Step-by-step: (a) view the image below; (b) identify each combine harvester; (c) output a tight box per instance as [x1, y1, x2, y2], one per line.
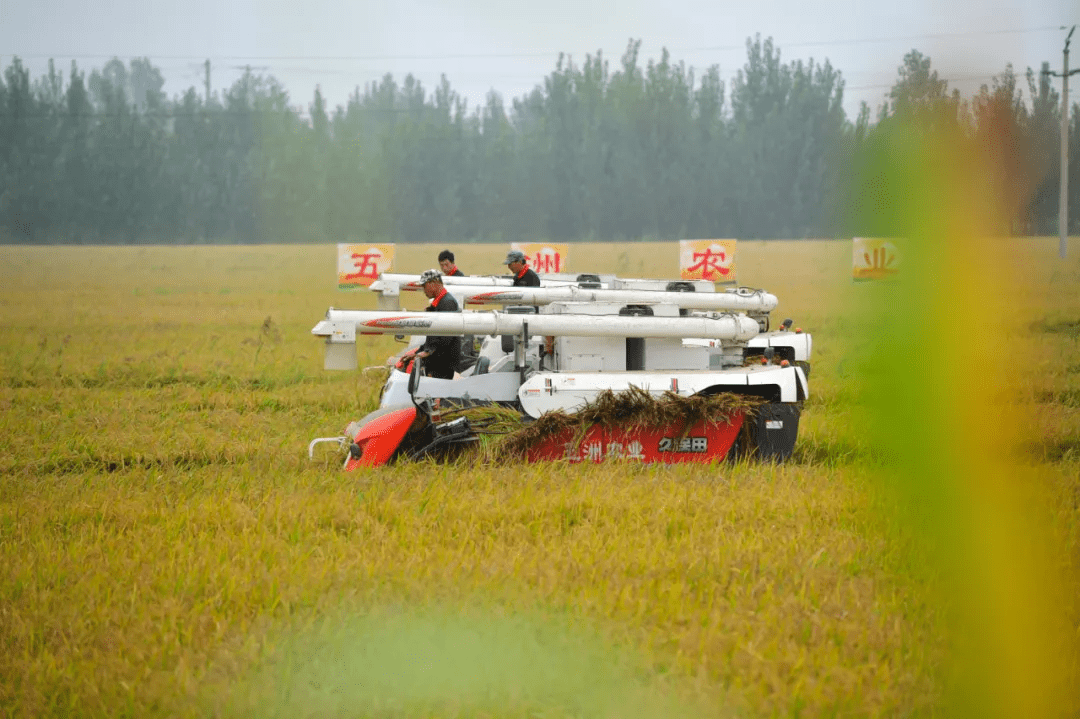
[309, 273, 812, 469]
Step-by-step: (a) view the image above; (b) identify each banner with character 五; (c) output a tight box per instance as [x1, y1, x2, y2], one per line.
[338, 244, 395, 289]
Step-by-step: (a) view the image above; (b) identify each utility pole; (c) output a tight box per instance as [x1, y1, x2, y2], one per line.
[1046, 26, 1080, 259]
[204, 59, 211, 105]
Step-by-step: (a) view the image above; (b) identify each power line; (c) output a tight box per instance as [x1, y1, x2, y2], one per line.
[683, 25, 1067, 54]
[0, 25, 1065, 64]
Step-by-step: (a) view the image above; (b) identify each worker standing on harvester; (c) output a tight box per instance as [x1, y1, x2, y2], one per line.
[437, 249, 464, 277]
[416, 269, 461, 380]
[504, 249, 540, 287]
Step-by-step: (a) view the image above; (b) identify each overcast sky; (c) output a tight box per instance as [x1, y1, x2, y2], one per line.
[1, 0, 1076, 121]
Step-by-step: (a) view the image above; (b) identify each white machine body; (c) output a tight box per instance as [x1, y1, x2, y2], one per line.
[314, 288, 813, 421]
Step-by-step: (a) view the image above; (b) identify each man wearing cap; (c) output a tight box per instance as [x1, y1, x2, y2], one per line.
[437, 249, 464, 277]
[416, 269, 461, 380]
[504, 250, 541, 287]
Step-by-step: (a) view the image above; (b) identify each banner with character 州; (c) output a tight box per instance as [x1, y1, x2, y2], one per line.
[510, 243, 568, 274]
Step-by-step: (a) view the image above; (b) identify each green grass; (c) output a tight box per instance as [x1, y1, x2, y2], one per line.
[0, 241, 1077, 717]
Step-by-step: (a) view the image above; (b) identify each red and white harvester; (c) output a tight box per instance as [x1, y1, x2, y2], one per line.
[309, 272, 811, 469]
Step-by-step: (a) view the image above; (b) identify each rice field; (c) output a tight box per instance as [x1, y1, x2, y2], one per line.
[1, 240, 1077, 718]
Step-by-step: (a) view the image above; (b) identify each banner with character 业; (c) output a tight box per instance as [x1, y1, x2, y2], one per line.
[852, 237, 902, 282]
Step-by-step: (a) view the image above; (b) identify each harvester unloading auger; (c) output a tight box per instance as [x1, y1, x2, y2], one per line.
[309, 274, 812, 469]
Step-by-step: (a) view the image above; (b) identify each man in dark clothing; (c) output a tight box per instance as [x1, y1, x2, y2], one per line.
[504, 249, 541, 287]
[417, 269, 461, 380]
[437, 249, 465, 277]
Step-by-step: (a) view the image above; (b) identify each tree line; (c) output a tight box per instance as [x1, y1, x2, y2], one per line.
[1, 37, 1076, 244]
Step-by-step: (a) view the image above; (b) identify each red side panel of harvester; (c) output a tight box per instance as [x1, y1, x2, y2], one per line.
[525, 413, 745, 464]
[344, 406, 418, 470]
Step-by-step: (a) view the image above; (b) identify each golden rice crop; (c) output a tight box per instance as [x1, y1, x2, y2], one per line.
[0, 240, 1077, 718]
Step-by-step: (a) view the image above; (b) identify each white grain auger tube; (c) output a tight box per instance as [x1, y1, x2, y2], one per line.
[373, 272, 584, 289]
[313, 308, 761, 342]
[371, 272, 716, 292]
[309, 290, 813, 468]
[367, 273, 717, 309]
[459, 286, 778, 313]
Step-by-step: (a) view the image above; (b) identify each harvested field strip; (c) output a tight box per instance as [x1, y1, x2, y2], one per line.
[26, 449, 247, 476]
[1037, 319, 1080, 338]
[2, 368, 317, 391]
